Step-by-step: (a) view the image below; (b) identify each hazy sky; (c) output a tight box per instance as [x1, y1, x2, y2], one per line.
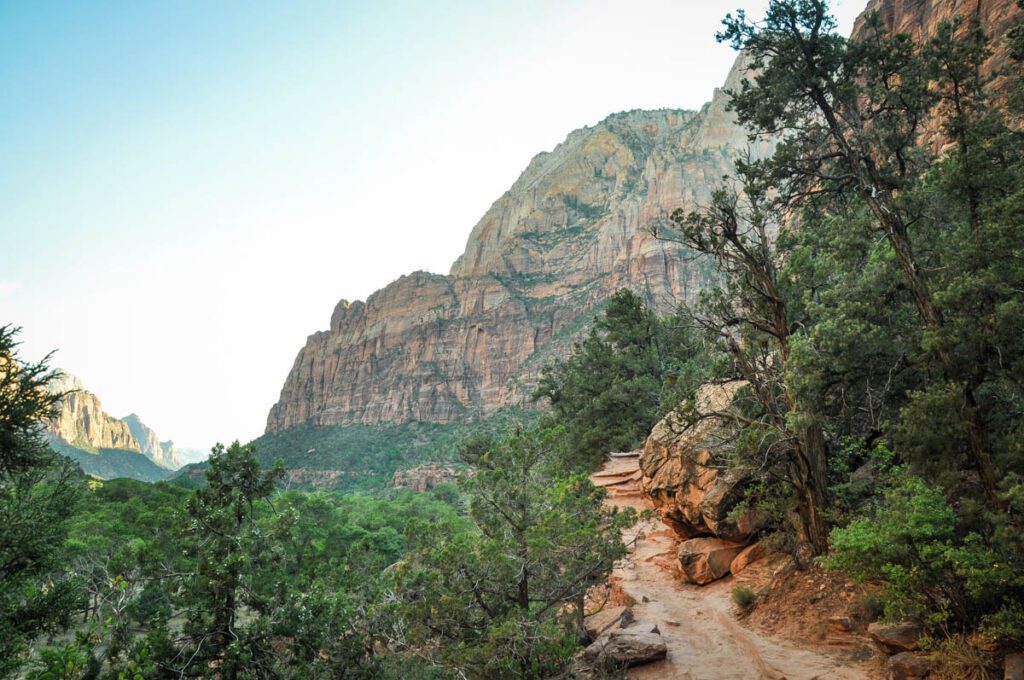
[0, 0, 861, 452]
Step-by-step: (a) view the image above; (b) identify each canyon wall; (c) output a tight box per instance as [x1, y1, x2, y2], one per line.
[267, 56, 772, 432]
[269, 0, 1021, 436]
[46, 372, 180, 470]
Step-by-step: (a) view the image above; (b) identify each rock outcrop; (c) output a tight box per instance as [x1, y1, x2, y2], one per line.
[266, 55, 773, 433]
[391, 463, 460, 492]
[639, 382, 755, 542]
[868, 622, 923, 654]
[122, 413, 181, 469]
[47, 372, 140, 452]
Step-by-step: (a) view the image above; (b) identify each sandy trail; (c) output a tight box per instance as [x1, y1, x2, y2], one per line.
[591, 453, 869, 680]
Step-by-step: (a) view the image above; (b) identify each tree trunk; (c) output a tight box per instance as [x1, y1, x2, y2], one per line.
[789, 424, 830, 557]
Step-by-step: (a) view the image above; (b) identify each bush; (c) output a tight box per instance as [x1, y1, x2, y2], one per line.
[828, 475, 1024, 640]
[731, 585, 756, 610]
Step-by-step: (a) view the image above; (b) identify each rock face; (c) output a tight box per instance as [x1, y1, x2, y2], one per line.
[47, 372, 140, 452]
[266, 55, 774, 433]
[122, 413, 181, 469]
[391, 463, 460, 492]
[639, 382, 754, 541]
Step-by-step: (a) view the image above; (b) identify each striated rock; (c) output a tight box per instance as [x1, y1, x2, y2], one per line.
[391, 463, 460, 492]
[729, 542, 770, 575]
[46, 371, 140, 452]
[887, 652, 934, 679]
[283, 469, 350, 488]
[266, 56, 775, 435]
[639, 382, 755, 540]
[677, 537, 744, 585]
[868, 621, 923, 654]
[828, 616, 856, 634]
[122, 414, 181, 469]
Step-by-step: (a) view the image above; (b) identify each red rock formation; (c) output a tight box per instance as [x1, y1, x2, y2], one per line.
[639, 382, 757, 542]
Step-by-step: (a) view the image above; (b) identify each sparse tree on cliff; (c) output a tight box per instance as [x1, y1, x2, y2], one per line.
[655, 165, 831, 557]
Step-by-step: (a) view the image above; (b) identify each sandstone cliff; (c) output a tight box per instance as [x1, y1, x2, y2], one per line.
[853, 0, 1021, 77]
[267, 55, 772, 432]
[47, 372, 140, 452]
[123, 413, 181, 469]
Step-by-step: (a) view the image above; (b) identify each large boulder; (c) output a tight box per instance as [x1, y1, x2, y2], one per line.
[640, 382, 758, 541]
[868, 622, 922, 654]
[677, 537, 744, 584]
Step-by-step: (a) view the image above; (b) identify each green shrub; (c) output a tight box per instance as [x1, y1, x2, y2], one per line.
[828, 475, 1024, 640]
[731, 585, 756, 610]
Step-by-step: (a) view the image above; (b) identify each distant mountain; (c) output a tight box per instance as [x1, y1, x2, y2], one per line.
[175, 447, 210, 465]
[122, 413, 181, 469]
[45, 371, 182, 480]
[268, 54, 771, 436]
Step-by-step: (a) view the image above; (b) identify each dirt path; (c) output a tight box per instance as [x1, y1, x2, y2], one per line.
[592, 452, 870, 680]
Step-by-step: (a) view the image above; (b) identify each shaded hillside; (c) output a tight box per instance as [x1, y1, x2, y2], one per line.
[49, 438, 173, 483]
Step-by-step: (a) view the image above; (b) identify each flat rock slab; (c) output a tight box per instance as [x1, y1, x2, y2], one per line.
[584, 605, 630, 639]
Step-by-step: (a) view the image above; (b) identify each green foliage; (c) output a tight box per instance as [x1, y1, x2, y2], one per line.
[48, 439, 173, 483]
[536, 289, 708, 469]
[828, 475, 1024, 638]
[395, 427, 636, 678]
[220, 408, 541, 493]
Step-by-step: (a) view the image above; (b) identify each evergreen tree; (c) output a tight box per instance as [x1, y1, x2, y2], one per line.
[175, 441, 284, 679]
[396, 428, 635, 678]
[535, 289, 707, 468]
[0, 326, 82, 678]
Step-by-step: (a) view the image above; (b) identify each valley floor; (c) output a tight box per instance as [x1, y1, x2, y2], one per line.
[591, 454, 876, 680]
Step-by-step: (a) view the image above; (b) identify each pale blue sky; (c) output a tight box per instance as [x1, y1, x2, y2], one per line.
[0, 0, 860, 451]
